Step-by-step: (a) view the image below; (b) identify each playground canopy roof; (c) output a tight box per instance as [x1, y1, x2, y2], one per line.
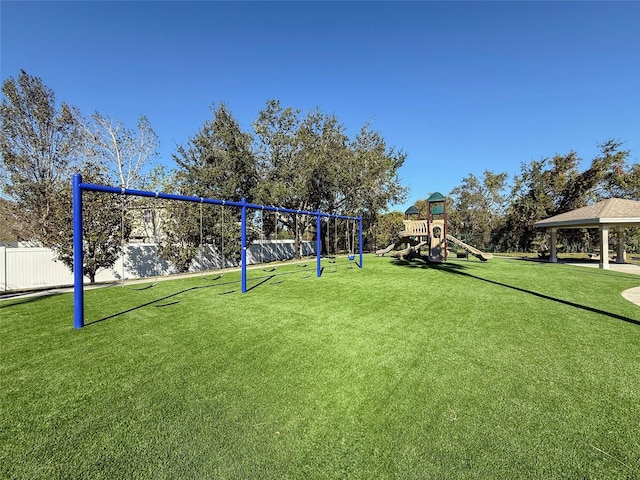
[427, 192, 446, 202]
[534, 198, 640, 229]
[405, 205, 420, 216]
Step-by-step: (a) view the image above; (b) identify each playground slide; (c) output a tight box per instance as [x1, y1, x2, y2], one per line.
[376, 242, 398, 256]
[392, 241, 428, 260]
[376, 236, 414, 256]
[446, 234, 493, 261]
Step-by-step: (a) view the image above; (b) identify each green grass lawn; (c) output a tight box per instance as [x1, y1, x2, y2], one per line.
[1, 256, 639, 479]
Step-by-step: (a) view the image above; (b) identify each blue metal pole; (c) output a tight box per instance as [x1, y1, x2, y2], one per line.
[76, 181, 362, 225]
[72, 174, 84, 329]
[359, 216, 363, 268]
[316, 211, 322, 277]
[241, 198, 247, 293]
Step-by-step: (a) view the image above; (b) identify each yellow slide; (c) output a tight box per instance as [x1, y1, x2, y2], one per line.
[446, 234, 493, 261]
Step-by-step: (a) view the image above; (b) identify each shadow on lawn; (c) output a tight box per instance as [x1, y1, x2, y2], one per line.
[85, 270, 307, 326]
[86, 282, 230, 326]
[393, 259, 640, 326]
[0, 291, 66, 309]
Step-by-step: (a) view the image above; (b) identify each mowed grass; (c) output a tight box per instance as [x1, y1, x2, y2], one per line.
[1, 256, 639, 479]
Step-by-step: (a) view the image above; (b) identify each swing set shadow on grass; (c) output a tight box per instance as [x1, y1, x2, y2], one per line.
[390, 258, 640, 326]
[83, 260, 358, 327]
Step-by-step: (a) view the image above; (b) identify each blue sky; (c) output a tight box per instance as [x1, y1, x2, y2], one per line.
[2, 1, 639, 211]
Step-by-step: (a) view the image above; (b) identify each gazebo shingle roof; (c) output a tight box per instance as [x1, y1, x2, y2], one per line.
[534, 198, 640, 229]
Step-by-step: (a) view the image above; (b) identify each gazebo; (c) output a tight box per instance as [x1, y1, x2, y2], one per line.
[534, 198, 640, 269]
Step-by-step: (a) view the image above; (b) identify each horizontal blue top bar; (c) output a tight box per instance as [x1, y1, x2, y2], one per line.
[78, 179, 360, 220]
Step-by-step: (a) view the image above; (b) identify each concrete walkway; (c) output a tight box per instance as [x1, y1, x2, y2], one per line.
[622, 287, 640, 307]
[563, 261, 640, 275]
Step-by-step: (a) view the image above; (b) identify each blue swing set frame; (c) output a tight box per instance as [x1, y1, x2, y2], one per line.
[72, 174, 363, 329]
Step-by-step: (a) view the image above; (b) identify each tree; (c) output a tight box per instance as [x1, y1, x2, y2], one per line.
[253, 101, 327, 257]
[597, 141, 639, 254]
[344, 124, 408, 251]
[158, 194, 201, 273]
[0, 70, 83, 244]
[497, 154, 578, 252]
[375, 211, 404, 249]
[137, 165, 173, 243]
[596, 140, 636, 200]
[254, 101, 407, 256]
[81, 112, 159, 189]
[0, 198, 20, 242]
[0, 71, 145, 281]
[52, 163, 124, 283]
[166, 103, 257, 271]
[496, 141, 634, 253]
[448, 170, 507, 250]
[175, 103, 257, 201]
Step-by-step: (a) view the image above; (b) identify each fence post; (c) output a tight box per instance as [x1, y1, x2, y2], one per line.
[73, 174, 84, 329]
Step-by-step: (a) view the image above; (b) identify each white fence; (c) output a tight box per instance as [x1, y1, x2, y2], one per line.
[0, 240, 316, 292]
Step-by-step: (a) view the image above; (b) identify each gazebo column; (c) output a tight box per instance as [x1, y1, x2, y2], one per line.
[616, 226, 625, 264]
[549, 228, 557, 263]
[599, 225, 610, 270]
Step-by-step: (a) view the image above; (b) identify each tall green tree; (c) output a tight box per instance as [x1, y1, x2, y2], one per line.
[254, 100, 407, 256]
[53, 162, 124, 283]
[596, 140, 636, 199]
[498, 154, 579, 252]
[166, 103, 257, 271]
[255, 102, 315, 247]
[345, 124, 408, 251]
[375, 211, 405, 249]
[175, 103, 257, 201]
[0, 70, 83, 244]
[448, 170, 507, 250]
[497, 141, 634, 253]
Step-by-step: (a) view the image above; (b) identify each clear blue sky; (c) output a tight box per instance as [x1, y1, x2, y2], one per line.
[2, 1, 639, 211]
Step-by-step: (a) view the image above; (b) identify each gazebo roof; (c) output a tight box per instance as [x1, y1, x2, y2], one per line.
[534, 198, 640, 229]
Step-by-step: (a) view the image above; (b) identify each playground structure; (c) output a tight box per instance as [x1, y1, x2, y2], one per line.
[376, 192, 493, 262]
[71, 174, 362, 329]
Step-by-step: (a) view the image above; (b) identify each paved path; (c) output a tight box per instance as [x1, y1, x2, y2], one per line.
[563, 261, 640, 275]
[622, 287, 640, 307]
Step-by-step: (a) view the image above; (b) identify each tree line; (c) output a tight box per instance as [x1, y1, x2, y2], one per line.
[376, 143, 639, 255]
[0, 71, 407, 281]
[2, 71, 637, 282]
